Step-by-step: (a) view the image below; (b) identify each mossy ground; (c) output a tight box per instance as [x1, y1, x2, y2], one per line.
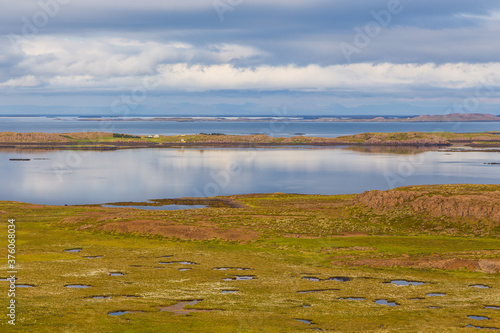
[0, 188, 499, 332]
[2, 131, 500, 148]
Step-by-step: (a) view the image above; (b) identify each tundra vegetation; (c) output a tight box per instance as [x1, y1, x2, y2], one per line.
[1, 184, 499, 332]
[1, 131, 500, 150]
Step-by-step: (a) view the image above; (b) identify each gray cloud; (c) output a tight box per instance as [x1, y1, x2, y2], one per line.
[1, 0, 500, 115]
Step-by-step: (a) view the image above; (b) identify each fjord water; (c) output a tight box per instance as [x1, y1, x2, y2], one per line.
[1, 147, 499, 205]
[1, 117, 500, 137]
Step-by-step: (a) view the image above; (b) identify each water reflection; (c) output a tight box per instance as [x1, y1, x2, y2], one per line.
[1, 147, 500, 205]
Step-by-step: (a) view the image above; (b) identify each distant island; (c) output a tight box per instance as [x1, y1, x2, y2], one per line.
[73, 113, 500, 122]
[1, 131, 500, 150]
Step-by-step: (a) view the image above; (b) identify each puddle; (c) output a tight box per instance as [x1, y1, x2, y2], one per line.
[84, 256, 103, 259]
[213, 267, 251, 271]
[411, 298, 425, 300]
[470, 284, 490, 289]
[109, 272, 124, 276]
[64, 248, 82, 253]
[0, 277, 17, 281]
[428, 306, 441, 309]
[302, 304, 311, 308]
[160, 255, 173, 258]
[468, 316, 490, 321]
[109, 310, 144, 316]
[375, 299, 399, 306]
[15, 284, 35, 288]
[302, 276, 350, 282]
[154, 267, 164, 269]
[339, 297, 365, 301]
[329, 276, 350, 282]
[160, 299, 220, 315]
[102, 204, 206, 211]
[221, 290, 239, 294]
[89, 296, 111, 299]
[65, 284, 92, 289]
[159, 261, 198, 265]
[426, 293, 446, 297]
[223, 275, 256, 281]
[297, 289, 339, 294]
[465, 324, 500, 330]
[485, 306, 500, 310]
[178, 268, 192, 271]
[302, 277, 320, 282]
[296, 319, 316, 325]
[387, 280, 424, 286]
[121, 295, 140, 298]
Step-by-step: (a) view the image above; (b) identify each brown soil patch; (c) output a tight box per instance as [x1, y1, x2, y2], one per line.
[332, 232, 369, 237]
[97, 219, 259, 242]
[160, 300, 220, 315]
[284, 232, 368, 239]
[331, 257, 500, 274]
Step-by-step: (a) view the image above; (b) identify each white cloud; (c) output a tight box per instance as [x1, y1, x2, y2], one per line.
[153, 62, 500, 91]
[2, 36, 500, 93]
[9, 37, 264, 79]
[15, 61, 500, 93]
[0, 75, 40, 87]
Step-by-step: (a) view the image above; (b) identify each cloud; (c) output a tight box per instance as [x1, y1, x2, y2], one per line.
[0, 75, 40, 87]
[3, 36, 500, 93]
[2, 0, 500, 115]
[3, 36, 265, 79]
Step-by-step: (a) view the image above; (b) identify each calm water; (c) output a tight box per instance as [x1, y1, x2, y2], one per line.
[0, 117, 499, 137]
[1, 147, 499, 205]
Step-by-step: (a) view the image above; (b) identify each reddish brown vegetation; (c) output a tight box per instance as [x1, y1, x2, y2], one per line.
[357, 185, 500, 225]
[96, 219, 259, 242]
[332, 257, 500, 274]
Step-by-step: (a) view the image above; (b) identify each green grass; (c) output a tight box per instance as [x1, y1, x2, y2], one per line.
[7, 131, 500, 148]
[1, 188, 499, 332]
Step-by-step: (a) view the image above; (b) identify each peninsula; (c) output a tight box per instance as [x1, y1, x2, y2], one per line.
[1, 131, 500, 150]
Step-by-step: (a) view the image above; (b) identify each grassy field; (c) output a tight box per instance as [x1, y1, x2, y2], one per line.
[2, 131, 500, 149]
[0, 185, 499, 332]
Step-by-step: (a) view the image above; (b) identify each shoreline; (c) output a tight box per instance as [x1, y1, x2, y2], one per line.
[69, 112, 500, 122]
[1, 131, 500, 150]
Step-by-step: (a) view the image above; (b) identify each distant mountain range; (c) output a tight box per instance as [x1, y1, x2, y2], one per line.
[403, 113, 500, 122]
[314, 113, 500, 122]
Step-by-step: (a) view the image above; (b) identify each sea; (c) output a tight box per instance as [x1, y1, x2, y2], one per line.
[1, 117, 499, 205]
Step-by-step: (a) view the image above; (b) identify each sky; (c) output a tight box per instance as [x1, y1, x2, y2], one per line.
[1, 0, 500, 116]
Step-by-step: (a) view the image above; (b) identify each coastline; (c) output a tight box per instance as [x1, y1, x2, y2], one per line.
[72, 113, 500, 122]
[1, 131, 500, 150]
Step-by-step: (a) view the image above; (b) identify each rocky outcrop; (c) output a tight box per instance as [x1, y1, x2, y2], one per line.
[356, 185, 500, 224]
